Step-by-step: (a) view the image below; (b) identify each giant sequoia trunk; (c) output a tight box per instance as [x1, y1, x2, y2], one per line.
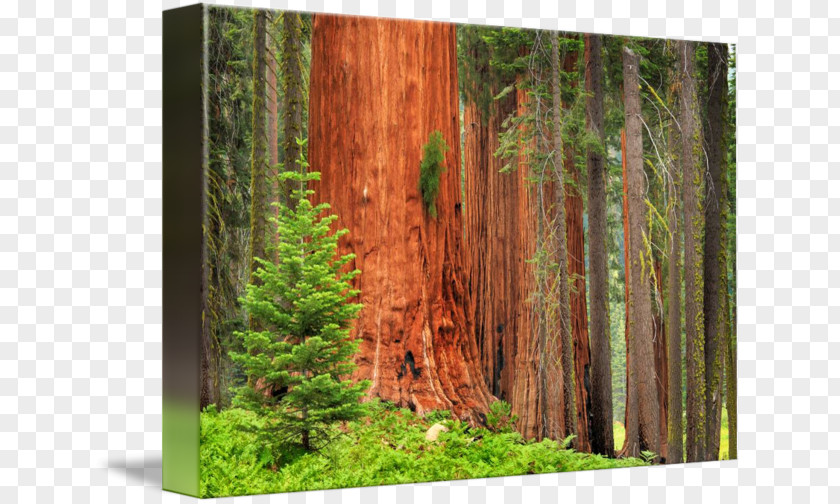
[308, 14, 492, 421]
[703, 41, 729, 460]
[584, 33, 614, 457]
[504, 67, 565, 441]
[623, 47, 659, 457]
[679, 39, 707, 463]
[462, 71, 521, 402]
[562, 36, 591, 452]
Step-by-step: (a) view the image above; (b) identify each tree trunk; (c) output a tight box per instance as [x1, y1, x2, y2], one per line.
[562, 35, 591, 453]
[584, 33, 614, 457]
[727, 285, 737, 459]
[508, 71, 551, 440]
[623, 46, 659, 457]
[280, 11, 305, 201]
[462, 58, 520, 403]
[248, 10, 268, 300]
[653, 258, 668, 458]
[308, 14, 492, 422]
[666, 40, 684, 464]
[267, 27, 278, 182]
[679, 39, 706, 463]
[551, 33, 577, 445]
[620, 126, 637, 456]
[703, 41, 729, 461]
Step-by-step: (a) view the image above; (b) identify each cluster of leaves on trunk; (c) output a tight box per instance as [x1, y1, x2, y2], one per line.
[418, 130, 449, 218]
[230, 140, 370, 456]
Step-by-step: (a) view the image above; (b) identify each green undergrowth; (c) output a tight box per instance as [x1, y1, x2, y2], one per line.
[199, 399, 646, 498]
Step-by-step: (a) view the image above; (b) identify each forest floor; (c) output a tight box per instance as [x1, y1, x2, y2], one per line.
[199, 399, 648, 498]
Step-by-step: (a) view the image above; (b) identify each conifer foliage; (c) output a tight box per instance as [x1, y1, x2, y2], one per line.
[231, 139, 370, 453]
[418, 130, 449, 218]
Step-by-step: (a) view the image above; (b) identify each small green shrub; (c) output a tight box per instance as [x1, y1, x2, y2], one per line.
[418, 130, 449, 218]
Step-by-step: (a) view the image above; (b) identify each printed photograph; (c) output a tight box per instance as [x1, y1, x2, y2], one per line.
[196, 5, 736, 497]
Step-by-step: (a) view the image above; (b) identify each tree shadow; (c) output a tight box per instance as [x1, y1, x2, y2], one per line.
[107, 454, 163, 487]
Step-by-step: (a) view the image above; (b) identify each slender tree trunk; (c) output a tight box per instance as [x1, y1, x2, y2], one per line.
[308, 15, 492, 421]
[679, 39, 706, 463]
[620, 126, 637, 456]
[703, 41, 729, 461]
[267, 27, 278, 182]
[280, 11, 305, 197]
[266, 18, 280, 256]
[666, 40, 684, 464]
[248, 10, 268, 297]
[623, 47, 659, 457]
[727, 285, 737, 459]
[584, 33, 614, 457]
[551, 33, 577, 445]
[561, 35, 591, 452]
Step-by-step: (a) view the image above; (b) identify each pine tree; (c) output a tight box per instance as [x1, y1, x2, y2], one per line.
[231, 139, 370, 453]
[584, 32, 614, 458]
[679, 39, 707, 463]
[623, 46, 659, 457]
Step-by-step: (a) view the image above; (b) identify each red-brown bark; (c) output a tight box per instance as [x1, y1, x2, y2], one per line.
[653, 258, 668, 458]
[562, 39, 591, 452]
[619, 127, 636, 456]
[508, 75, 549, 440]
[308, 14, 492, 422]
[462, 86, 520, 404]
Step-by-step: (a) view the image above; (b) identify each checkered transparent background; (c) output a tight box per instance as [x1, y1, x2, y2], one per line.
[0, 0, 836, 502]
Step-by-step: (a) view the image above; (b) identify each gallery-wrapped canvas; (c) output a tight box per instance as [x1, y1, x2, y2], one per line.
[163, 3, 737, 498]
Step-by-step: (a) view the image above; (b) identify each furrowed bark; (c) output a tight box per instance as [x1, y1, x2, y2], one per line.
[623, 46, 659, 457]
[666, 39, 684, 464]
[308, 14, 492, 422]
[584, 33, 614, 457]
[703, 41, 729, 460]
[679, 39, 706, 463]
[461, 33, 521, 406]
[561, 35, 591, 452]
[551, 33, 577, 445]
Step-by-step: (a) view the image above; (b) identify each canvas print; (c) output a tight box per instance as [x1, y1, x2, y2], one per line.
[163, 4, 736, 498]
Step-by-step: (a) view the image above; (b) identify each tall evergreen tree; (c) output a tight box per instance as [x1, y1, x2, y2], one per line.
[703, 41, 729, 460]
[666, 40, 684, 465]
[307, 14, 493, 421]
[623, 46, 659, 457]
[584, 33, 614, 457]
[678, 39, 707, 463]
[248, 9, 268, 295]
[551, 33, 577, 445]
[559, 34, 592, 452]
